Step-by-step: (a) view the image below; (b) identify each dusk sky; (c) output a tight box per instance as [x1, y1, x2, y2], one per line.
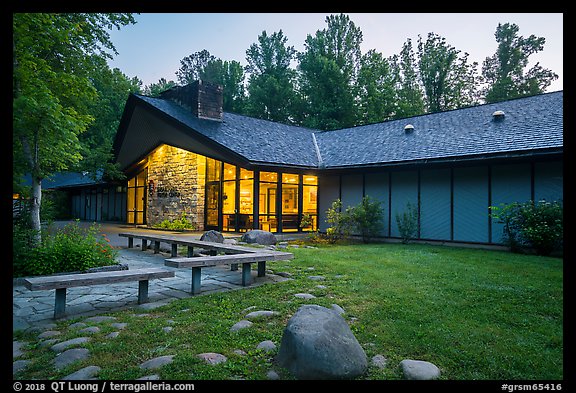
[107, 13, 563, 92]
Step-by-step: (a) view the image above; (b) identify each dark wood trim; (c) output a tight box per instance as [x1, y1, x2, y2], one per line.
[488, 165, 492, 244]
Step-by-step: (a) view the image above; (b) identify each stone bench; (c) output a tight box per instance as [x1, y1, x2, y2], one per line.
[23, 268, 175, 319]
[165, 251, 294, 294]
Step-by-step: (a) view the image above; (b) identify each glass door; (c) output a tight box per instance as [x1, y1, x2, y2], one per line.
[127, 168, 147, 225]
[204, 157, 221, 230]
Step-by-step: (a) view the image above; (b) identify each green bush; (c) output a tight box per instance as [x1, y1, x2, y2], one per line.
[324, 199, 352, 243]
[154, 212, 196, 231]
[13, 221, 118, 277]
[347, 196, 384, 243]
[395, 201, 418, 244]
[490, 200, 563, 256]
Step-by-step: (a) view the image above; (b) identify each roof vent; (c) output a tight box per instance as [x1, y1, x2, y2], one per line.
[404, 124, 414, 133]
[492, 110, 505, 120]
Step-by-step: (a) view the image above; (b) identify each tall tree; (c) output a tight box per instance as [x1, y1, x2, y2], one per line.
[13, 13, 136, 245]
[143, 78, 177, 97]
[357, 49, 396, 124]
[389, 38, 425, 118]
[482, 23, 558, 103]
[175, 49, 215, 85]
[297, 13, 363, 130]
[200, 59, 246, 113]
[245, 30, 298, 123]
[417, 33, 479, 113]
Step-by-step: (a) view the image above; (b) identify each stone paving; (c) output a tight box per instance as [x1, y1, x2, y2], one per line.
[13, 243, 289, 332]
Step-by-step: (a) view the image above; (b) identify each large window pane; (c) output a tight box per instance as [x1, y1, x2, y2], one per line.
[239, 179, 253, 214]
[260, 172, 278, 183]
[224, 163, 236, 181]
[222, 181, 236, 214]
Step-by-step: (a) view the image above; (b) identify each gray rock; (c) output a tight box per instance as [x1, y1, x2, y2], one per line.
[38, 330, 61, 339]
[308, 275, 325, 281]
[162, 326, 173, 333]
[245, 310, 279, 320]
[13, 360, 30, 375]
[266, 370, 280, 380]
[200, 230, 224, 243]
[106, 332, 120, 339]
[13, 341, 25, 358]
[197, 352, 227, 365]
[277, 304, 368, 380]
[54, 348, 90, 370]
[240, 230, 277, 246]
[84, 316, 117, 323]
[277, 272, 292, 278]
[111, 323, 128, 330]
[230, 320, 253, 332]
[256, 340, 277, 353]
[140, 355, 175, 370]
[51, 337, 91, 352]
[137, 374, 161, 380]
[331, 304, 346, 315]
[79, 326, 101, 334]
[233, 349, 247, 356]
[371, 354, 387, 369]
[223, 238, 238, 245]
[294, 293, 316, 299]
[69, 322, 88, 329]
[400, 359, 441, 380]
[62, 365, 101, 380]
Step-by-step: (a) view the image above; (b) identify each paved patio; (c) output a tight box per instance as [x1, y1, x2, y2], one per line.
[13, 223, 293, 332]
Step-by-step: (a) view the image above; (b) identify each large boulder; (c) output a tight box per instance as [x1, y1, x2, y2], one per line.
[276, 304, 368, 380]
[200, 230, 224, 243]
[240, 230, 277, 246]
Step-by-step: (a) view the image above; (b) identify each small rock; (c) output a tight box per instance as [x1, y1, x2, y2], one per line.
[106, 332, 120, 339]
[197, 352, 227, 365]
[331, 304, 346, 315]
[277, 272, 292, 278]
[54, 348, 90, 370]
[245, 310, 279, 320]
[111, 323, 128, 330]
[38, 330, 61, 339]
[307, 267, 315, 271]
[13, 360, 30, 375]
[233, 349, 247, 356]
[371, 354, 387, 369]
[79, 326, 100, 334]
[294, 293, 316, 299]
[266, 370, 280, 380]
[230, 320, 253, 332]
[400, 359, 441, 380]
[13, 341, 25, 358]
[137, 374, 161, 380]
[290, 244, 300, 248]
[257, 340, 276, 353]
[316, 285, 327, 289]
[308, 275, 325, 281]
[162, 327, 173, 333]
[240, 230, 277, 245]
[40, 339, 59, 348]
[51, 337, 91, 352]
[84, 316, 117, 323]
[200, 230, 224, 243]
[140, 355, 175, 370]
[62, 365, 101, 380]
[69, 322, 88, 329]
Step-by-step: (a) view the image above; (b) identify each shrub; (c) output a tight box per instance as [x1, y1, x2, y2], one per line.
[154, 212, 196, 231]
[13, 221, 118, 277]
[347, 196, 384, 243]
[490, 200, 563, 256]
[324, 199, 352, 243]
[395, 201, 418, 244]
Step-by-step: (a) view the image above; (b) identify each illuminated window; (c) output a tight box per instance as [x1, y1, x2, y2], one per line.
[259, 171, 278, 232]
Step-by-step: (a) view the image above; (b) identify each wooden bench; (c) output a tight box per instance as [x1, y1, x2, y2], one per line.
[119, 232, 258, 257]
[23, 268, 175, 319]
[165, 251, 294, 294]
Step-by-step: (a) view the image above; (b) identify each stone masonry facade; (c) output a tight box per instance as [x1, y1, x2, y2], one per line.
[146, 144, 205, 230]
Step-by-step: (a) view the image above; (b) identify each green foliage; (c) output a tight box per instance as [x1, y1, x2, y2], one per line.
[483, 23, 558, 103]
[154, 212, 196, 231]
[13, 221, 118, 277]
[324, 199, 352, 243]
[395, 201, 418, 244]
[490, 200, 563, 256]
[347, 196, 384, 243]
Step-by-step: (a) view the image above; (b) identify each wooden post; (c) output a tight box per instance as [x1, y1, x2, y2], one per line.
[191, 267, 202, 294]
[231, 263, 238, 271]
[171, 244, 178, 257]
[257, 261, 266, 277]
[142, 239, 147, 251]
[154, 241, 160, 254]
[54, 288, 67, 319]
[128, 237, 134, 248]
[187, 246, 194, 257]
[138, 280, 149, 304]
[242, 263, 252, 286]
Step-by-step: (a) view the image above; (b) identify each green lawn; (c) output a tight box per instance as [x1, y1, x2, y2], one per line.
[13, 243, 563, 380]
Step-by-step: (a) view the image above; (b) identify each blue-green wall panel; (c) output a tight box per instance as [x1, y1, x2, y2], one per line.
[390, 171, 418, 238]
[365, 173, 390, 237]
[534, 161, 563, 203]
[453, 167, 489, 243]
[341, 174, 364, 209]
[490, 163, 531, 244]
[420, 169, 451, 241]
[318, 175, 340, 231]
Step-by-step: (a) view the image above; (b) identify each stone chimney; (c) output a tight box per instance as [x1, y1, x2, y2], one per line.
[159, 80, 223, 121]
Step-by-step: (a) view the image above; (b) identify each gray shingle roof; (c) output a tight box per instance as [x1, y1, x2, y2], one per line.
[315, 91, 563, 168]
[132, 91, 562, 170]
[137, 95, 319, 168]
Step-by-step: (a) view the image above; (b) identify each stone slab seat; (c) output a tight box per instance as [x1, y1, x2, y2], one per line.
[118, 232, 259, 257]
[23, 268, 175, 319]
[165, 251, 294, 295]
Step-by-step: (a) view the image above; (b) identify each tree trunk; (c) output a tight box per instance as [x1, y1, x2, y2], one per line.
[30, 176, 42, 247]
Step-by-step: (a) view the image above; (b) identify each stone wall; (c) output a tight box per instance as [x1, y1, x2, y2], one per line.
[146, 144, 205, 230]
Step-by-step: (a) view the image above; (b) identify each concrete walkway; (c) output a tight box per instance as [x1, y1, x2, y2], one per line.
[13, 222, 292, 332]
